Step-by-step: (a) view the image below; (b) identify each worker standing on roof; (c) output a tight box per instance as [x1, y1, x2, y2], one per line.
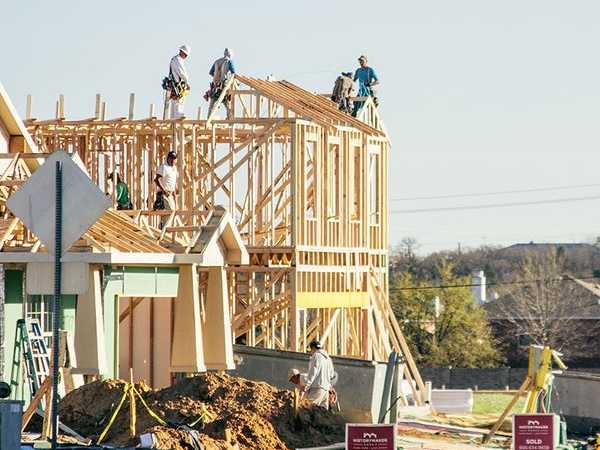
[331, 72, 355, 114]
[353, 55, 379, 115]
[153, 151, 178, 228]
[164, 45, 191, 119]
[299, 340, 338, 409]
[205, 48, 236, 117]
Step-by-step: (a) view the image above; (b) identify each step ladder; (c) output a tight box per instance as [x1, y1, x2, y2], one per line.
[10, 318, 51, 399]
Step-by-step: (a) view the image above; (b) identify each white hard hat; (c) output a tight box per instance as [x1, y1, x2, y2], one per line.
[179, 45, 191, 56]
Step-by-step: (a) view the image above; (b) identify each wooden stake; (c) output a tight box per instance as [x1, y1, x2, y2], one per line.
[26, 94, 32, 120]
[58, 94, 65, 119]
[128, 93, 135, 120]
[129, 368, 136, 438]
[95, 94, 101, 119]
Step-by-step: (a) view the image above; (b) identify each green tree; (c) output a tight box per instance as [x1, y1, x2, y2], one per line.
[390, 263, 503, 368]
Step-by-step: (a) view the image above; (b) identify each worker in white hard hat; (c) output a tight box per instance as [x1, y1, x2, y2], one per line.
[205, 48, 236, 117]
[166, 45, 191, 119]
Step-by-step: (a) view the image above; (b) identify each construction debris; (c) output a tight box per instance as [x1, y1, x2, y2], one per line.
[57, 373, 345, 449]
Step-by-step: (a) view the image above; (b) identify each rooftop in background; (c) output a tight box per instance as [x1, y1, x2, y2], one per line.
[499, 242, 600, 254]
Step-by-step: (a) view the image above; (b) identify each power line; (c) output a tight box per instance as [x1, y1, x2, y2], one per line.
[392, 183, 600, 202]
[391, 194, 600, 214]
[389, 275, 599, 291]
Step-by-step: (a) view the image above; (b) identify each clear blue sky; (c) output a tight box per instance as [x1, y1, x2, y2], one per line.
[2, 1, 600, 254]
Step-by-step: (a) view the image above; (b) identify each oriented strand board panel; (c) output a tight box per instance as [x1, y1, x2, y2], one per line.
[153, 298, 173, 389]
[75, 269, 106, 375]
[202, 267, 234, 370]
[132, 298, 151, 383]
[119, 297, 173, 387]
[170, 264, 206, 372]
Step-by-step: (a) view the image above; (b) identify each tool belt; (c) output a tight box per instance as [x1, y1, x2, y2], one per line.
[203, 81, 231, 103]
[162, 76, 190, 100]
[153, 191, 166, 210]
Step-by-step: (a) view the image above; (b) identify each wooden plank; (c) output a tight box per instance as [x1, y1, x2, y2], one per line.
[21, 376, 51, 431]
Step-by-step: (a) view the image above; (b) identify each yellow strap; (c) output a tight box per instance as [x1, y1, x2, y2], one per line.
[97, 385, 130, 444]
[132, 385, 167, 426]
[188, 405, 216, 427]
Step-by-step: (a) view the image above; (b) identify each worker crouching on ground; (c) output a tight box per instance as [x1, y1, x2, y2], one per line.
[164, 45, 191, 119]
[331, 72, 355, 114]
[205, 48, 236, 117]
[153, 151, 178, 228]
[353, 54, 379, 115]
[108, 172, 132, 210]
[289, 340, 338, 410]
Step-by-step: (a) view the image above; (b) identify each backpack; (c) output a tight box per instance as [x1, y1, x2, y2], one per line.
[331, 76, 346, 103]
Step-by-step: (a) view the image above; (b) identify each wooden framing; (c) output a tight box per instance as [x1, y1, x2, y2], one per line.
[16, 75, 424, 402]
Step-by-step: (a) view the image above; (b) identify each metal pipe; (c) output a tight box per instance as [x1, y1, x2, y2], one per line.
[378, 351, 397, 423]
[51, 160, 62, 449]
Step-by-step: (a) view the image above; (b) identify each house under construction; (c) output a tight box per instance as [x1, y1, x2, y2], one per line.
[0, 75, 425, 402]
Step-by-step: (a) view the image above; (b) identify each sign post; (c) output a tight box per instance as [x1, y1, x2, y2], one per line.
[6, 151, 110, 448]
[346, 424, 396, 450]
[513, 414, 559, 450]
[50, 161, 62, 449]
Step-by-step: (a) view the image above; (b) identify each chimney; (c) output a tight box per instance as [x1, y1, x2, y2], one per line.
[471, 270, 486, 305]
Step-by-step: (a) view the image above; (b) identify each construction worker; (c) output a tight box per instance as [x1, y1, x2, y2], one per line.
[108, 172, 132, 210]
[353, 55, 379, 115]
[153, 151, 178, 228]
[331, 72, 355, 114]
[205, 48, 236, 117]
[301, 340, 337, 409]
[166, 45, 191, 119]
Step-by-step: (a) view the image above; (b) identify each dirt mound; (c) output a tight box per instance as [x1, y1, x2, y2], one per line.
[58, 373, 345, 449]
[58, 378, 151, 438]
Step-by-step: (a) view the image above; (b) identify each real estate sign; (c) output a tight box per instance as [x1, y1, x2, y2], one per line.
[346, 424, 396, 450]
[513, 414, 558, 450]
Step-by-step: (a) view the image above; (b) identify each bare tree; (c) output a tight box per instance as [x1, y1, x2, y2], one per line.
[487, 249, 600, 360]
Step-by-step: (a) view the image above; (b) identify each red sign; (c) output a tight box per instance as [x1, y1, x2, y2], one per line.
[513, 414, 556, 450]
[346, 424, 396, 450]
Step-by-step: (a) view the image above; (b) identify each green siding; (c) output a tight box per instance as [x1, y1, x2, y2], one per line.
[3, 270, 24, 397]
[61, 295, 77, 337]
[156, 267, 179, 296]
[2, 269, 77, 400]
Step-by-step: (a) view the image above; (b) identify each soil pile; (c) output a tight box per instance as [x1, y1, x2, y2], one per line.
[58, 373, 345, 450]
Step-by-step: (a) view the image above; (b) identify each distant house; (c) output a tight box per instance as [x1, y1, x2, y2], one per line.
[499, 242, 600, 276]
[484, 275, 600, 367]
